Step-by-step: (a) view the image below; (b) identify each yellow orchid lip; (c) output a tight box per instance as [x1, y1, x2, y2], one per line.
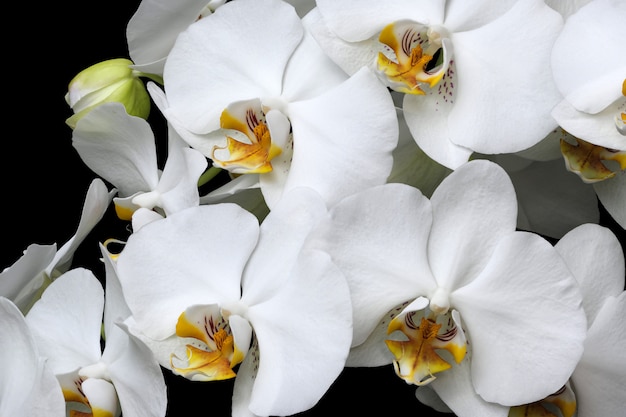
[386, 308, 467, 386]
[509, 383, 577, 417]
[560, 136, 626, 184]
[211, 99, 283, 174]
[170, 305, 245, 381]
[377, 21, 447, 95]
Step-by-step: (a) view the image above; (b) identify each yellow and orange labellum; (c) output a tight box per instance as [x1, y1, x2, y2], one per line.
[171, 308, 243, 381]
[560, 137, 626, 183]
[377, 22, 445, 95]
[212, 104, 282, 174]
[386, 312, 466, 386]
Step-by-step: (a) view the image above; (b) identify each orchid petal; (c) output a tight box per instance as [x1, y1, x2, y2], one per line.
[307, 182, 436, 346]
[126, 0, 214, 74]
[245, 249, 352, 416]
[443, 0, 519, 32]
[162, 0, 303, 134]
[241, 187, 328, 304]
[50, 178, 116, 275]
[550, 0, 626, 100]
[452, 232, 586, 406]
[72, 102, 159, 196]
[102, 323, 168, 417]
[571, 293, 626, 417]
[0, 243, 55, 308]
[315, 0, 445, 42]
[593, 168, 626, 229]
[555, 223, 625, 325]
[429, 357, 509, 417]
[25, 269, 104, 374]
[286, 67, 398, 207]
[80, 378, 119, 417]
[447, 0, 563, 154]
[116, 204, 258, 340]
[0, 297, 65, 417]
[428, 160, 517, 290]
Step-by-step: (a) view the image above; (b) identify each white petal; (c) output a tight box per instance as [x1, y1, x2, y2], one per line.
[81, 378, 119, 417]
[241, 187, 328, 304]
[245, 249, 352, 416]
[0, 297, 65, 417]
[103, 323, 168, 417]
[428, 160, 518, 290]
[126, 0, 213, 74]
[443, 0, 519, 32]
[163, 0, 303, 134]
[306, 183, 436, 346]
[571, 293, 626, 417]
[72, 102, 159, 196]
[429, 357, 510, 417]
[448, 0, 563, 154]
[0, 243, 56, 308]
[550, 0, 626, 99]
[555, 223, 625, 324]
[452, 232, 586, 406]
[315, 0, 444, 42]
[593, 169, 626, 229]
[25, 269, 104, 374]
[116, 204, 259, 340]
[286, 67, 398, 207]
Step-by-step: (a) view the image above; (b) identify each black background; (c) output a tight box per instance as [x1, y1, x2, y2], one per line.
[1, 1, 623, 416]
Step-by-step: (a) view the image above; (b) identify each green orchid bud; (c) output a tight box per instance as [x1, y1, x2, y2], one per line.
[65, 58, 154, 129]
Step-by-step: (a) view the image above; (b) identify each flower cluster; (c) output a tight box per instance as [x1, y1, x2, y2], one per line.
[1, 0, 625, 416]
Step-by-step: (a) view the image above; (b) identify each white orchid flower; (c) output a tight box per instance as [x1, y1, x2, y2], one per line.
[115, 187, 352, 417]
[25, 265, 167, 417]
[0, 178, 114, 313]
[72, 101, 208, 223]
[150, 0, 398, 209]
[508, 223, 625, 417]
[0, 297, 65, 416]
[308, 0, 564, 170]
[305, 159, 587, 416]
[550, 0, 626, 229]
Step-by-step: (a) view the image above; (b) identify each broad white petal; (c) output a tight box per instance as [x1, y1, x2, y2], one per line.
[304, 8, 378, 76]
[315, 0, 444, 42]
[593, 169, 626, 229]
[245, 249, 352, 416]
[448, 0, 563, 154]
[0, 297, 65, 417]
[306, 183, 436, 346]
[116, 204, 258, 340]
[443, 0, 519, 32]
[286, 67, 398, 207]
[72, 102, 159, 196]
[452, 232, 586, 406]
[103, 323, 168, 417]
[428, 160, 517, 290]
[163, 0, 303, 134]
[126, 0, 212, 74]
[241, 187, 328, 304]
[282, 26, 348, 101]
[26, 269, 104, 374]
[550, 0, 626, 98]
[429, 357, 509, 417]
[555, 223, 625, 324]
[571, 293, 626, 417]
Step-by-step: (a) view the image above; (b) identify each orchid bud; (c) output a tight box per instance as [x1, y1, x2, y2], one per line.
[65, 58, 151, 128]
